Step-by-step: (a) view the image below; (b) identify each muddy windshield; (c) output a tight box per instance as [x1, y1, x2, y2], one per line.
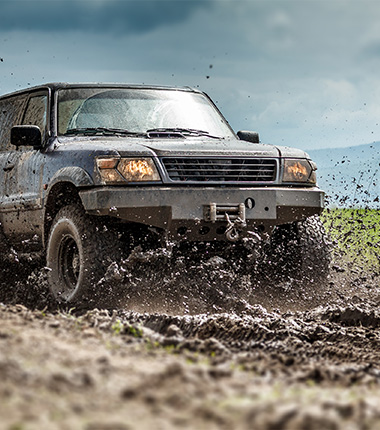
[57, 88, 235, 139]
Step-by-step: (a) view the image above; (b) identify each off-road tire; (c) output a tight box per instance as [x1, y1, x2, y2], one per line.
[269, 215, 331, 283]
[46, 204, 121, 307]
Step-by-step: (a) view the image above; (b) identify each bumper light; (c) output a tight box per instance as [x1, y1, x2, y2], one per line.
[283, 159, 316, 184]
[97, 157, 161, 184]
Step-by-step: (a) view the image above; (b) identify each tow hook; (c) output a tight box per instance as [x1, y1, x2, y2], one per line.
[204, 202, 247, 242]
[225, 213, 247, 242]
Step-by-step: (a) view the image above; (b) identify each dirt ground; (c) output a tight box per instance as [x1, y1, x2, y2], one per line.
[1, 246, 380, 430]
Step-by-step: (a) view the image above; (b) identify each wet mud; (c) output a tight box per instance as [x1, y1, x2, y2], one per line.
[2, 277, 380, 430]
[2, 222, 380, 428]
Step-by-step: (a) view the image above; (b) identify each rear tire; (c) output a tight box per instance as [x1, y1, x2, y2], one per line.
[46, 204, 121, 307]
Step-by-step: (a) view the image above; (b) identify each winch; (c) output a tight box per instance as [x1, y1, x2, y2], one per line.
[204, 202, 247, 242]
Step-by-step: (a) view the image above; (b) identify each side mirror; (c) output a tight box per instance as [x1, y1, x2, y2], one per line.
[237, 130, 260, 144]
[11, 125, 42, 149]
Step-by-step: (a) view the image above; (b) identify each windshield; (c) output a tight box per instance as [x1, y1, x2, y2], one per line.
[57, 88, 235, 139]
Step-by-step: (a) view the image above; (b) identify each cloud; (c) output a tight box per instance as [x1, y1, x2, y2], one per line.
[1, 0, 380, 149]
[0, 0, 214, 34]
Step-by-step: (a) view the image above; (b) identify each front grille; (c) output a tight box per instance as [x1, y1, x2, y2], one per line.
[162, 157, 277, 183]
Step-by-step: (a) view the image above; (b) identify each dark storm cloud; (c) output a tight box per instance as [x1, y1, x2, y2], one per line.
[0, 0, 214, 34]
[1, 0, 379, 150]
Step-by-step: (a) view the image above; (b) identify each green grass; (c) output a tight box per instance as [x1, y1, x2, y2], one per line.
[322, 208, 380, 270]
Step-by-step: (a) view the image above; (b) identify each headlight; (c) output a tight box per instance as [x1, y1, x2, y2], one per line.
[283, 159, 316, 184]
[96, 157, 161, 184]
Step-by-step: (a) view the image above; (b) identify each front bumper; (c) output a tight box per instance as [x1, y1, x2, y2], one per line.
[79, 186, 324, 239]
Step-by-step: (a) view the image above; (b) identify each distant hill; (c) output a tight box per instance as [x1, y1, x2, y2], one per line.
[307, 142, 380, 207]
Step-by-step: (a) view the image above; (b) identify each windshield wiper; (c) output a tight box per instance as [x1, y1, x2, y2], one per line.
[65, 127, 144, 137]
[146, 128, 221, 139]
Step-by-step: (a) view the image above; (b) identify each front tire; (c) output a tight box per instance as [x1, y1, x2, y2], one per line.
[46, 205, 121, 306]
[269, 215, 331, 283]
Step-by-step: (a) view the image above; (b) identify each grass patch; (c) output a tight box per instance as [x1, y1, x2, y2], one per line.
[322, 208, 380, 270]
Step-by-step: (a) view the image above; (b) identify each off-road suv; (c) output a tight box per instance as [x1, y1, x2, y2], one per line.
[0, 83, 330, 305]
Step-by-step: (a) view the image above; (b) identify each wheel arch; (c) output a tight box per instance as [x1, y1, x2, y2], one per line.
[43, 167, 94, 246]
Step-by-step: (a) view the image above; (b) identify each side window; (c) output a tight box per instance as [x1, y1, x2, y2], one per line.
[22, 95, 48, 137]
[0, 95, 27, 151]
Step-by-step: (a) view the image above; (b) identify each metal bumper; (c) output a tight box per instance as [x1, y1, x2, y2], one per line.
[79, 186, 324, 232]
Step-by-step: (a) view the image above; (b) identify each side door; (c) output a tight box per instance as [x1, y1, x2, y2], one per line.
[0, 94, 27, 243]
[2, 91, 49, 248]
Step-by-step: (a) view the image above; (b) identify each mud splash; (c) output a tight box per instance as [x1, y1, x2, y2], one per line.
[89, 239, 335, 314]
[1, 229, 379, 316]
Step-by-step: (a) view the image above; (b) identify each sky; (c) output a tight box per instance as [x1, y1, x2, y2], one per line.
[1, 0, 380, 150]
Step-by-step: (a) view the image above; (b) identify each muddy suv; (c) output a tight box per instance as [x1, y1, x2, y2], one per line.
[0, 83, 329, 305]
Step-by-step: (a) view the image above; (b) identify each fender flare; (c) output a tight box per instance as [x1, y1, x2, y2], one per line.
[43, 167, 94, 245]
[46, 167, 94, 193]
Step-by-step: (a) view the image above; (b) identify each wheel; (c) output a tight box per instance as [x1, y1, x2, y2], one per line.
[269, 215, 331, 283]
[46, 204, 121, 306]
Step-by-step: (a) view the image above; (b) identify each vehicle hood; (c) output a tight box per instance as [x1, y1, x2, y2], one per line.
[275, 145, 312, 159]
[56, 136, 310, 159]
[137, 138, 281, 157]
[55, 136, 156, 157]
